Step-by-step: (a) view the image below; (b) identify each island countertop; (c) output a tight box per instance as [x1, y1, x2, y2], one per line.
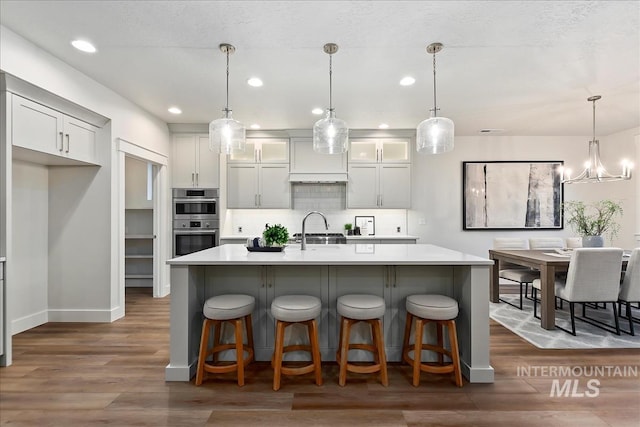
[167, 243, 493, 266]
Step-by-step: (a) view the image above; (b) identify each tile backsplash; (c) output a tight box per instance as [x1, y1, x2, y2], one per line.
[224, 206, 408, 237]
[292, 183, 346, 211]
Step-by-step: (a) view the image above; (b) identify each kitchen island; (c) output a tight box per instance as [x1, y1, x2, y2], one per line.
[166, 244, 494, 383]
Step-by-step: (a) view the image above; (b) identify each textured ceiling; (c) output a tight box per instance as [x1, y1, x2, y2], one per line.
[0, 0, 638, 136]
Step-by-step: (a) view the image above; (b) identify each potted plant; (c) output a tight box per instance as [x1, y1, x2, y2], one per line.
[344, 223, 353, 236]
[263, 223, 290, 247]
[563, 200, 623, 247]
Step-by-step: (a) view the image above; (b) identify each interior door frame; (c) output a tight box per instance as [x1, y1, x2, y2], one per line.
[117, 138, 169, 303]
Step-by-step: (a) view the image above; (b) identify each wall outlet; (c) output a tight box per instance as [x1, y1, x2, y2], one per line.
[396, 226, 401, 233]
[237, 226, 243, 233]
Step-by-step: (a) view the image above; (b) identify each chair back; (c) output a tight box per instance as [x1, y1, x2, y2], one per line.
[493, 238, 528, 270]
[619, 248, 640, 302]
[564, 248, 623, 302]
[565, 237, 583, 249]
[529, 237, 564, 250]
[493, 238, 528, 250]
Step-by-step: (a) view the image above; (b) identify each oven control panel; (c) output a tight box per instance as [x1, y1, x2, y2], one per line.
[173, 220, 219, 230]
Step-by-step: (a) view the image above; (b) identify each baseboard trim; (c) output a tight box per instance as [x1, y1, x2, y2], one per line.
[11, 310, 48, 335]
[47, 307, 118, 323]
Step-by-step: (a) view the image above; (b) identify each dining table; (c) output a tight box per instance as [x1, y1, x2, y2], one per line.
[488, 249, 629, 330]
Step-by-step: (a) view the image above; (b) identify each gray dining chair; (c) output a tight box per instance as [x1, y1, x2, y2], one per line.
[565, 237, 583, 249]
[618, 248, 639, 335]
[528, 237, 565, 250]
[494, 238, 538, 310]
[532, 247, 623, 336]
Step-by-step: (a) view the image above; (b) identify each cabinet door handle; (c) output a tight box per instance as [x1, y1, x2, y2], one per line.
[380, 195, 383, 207]
[191, 173, 195, 186]
[195, 172, 199, 187]
[59, 132, 64, 152]
[376, 149, 379, 162]
[65, 134, 70, 153]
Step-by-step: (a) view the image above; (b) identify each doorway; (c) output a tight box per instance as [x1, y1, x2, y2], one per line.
[117, 139, 169, 313]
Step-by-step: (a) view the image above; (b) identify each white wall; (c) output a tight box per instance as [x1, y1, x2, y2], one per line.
[409, 130, 639, 257]
[0, 26, 172, 331]
[11, 161, 48, 333]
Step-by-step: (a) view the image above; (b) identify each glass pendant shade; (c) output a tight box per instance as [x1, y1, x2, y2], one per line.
[209, 111, 246, 155]
[416, 114, 454, 154]
[416, 42, 454, 155]
[313, 110, 349, 154]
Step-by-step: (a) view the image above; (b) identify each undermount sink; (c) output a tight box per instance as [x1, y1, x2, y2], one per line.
[292, 233, 347, 245]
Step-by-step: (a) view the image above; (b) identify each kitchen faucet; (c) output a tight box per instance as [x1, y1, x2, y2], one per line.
[301, 211, 329, 250]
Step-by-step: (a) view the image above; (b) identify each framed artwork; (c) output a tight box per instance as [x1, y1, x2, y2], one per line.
[354, 216, 375, 235]
[462, 161, 564, 230]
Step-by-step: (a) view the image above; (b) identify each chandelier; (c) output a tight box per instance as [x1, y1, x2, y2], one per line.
[562, 96, 632, 184]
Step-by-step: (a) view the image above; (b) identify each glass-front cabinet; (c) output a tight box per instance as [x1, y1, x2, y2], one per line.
[349, 138, 410, 164]
[228, 138, 289, 164]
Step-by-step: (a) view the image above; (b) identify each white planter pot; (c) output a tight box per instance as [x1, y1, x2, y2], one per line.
[582, 235, 604, 247]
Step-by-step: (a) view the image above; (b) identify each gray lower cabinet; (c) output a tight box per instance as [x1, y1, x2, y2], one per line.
[203, 265, 328, 360]
[201, 264, 453, 362]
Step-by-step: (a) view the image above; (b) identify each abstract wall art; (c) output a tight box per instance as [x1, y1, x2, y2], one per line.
[462, 161, 564, 230]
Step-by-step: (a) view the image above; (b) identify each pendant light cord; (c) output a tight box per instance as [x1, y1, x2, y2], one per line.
[329, 53, 333, 112]
[224, 48, 230, 117]
[591, 97, 596, 141]
[432, 52, 438, 118]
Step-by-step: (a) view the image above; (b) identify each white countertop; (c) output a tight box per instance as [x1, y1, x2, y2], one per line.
[167, 243, 492, 266]
[345, 235, 418, 240]
[0, 256, 5, 262]
[220, 235, 419, 240]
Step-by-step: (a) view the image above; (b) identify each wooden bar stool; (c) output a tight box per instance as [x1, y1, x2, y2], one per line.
[336, 294, 388, 386]
[402, 294, 463, 387]
[195, 294, 255, 386]
[271, 295, 323, 391]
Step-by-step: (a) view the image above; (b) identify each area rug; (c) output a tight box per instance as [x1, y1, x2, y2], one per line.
[490, 294, 640, 349]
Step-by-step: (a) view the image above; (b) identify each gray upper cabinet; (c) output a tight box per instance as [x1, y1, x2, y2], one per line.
[290, 137, 347, 175]
[347, 138, 411, 209]
[226, 138, 290, 209]
[12, 94, 99, 165]
[172, 134, 220, 188]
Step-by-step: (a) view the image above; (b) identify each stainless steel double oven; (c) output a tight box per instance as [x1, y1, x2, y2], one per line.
[172, 188, 219, 257]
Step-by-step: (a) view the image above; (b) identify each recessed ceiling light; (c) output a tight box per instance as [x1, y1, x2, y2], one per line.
[399, 76, 415, 86]
[312, 108, 324, 115]
[247, 77, 263, 87]
[378, 123, 389, 129]
[168, 107, 182, 114]
[250, 124, 261, 129]
[71, 39, 97, 53]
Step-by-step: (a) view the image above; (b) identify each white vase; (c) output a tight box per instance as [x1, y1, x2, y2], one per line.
[582, 236, 604, 247]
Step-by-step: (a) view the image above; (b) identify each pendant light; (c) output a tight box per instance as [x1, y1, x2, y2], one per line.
[561, 96, 633, 183]
[209, 43, 246, 154]
[416, 42, 454, 154]
[313, 43, 349, 154]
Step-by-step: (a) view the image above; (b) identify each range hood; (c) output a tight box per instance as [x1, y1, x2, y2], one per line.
[288, 173, 348, 183]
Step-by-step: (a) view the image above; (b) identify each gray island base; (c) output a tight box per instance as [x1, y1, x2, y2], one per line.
[166, 244, 495, 383]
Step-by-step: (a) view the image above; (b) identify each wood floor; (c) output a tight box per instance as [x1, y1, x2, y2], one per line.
[1, 288, 639, 426]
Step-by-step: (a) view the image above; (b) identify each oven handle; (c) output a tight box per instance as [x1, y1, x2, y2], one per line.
[173, 198, 218, 203]
[173, 229, 218, 235]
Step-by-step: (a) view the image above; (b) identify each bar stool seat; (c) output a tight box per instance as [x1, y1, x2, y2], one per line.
[402, 294, 463, 387]
[271, 295, 323, 391]
[336, 294, 388, 386]
[195, 294, 255, 386]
